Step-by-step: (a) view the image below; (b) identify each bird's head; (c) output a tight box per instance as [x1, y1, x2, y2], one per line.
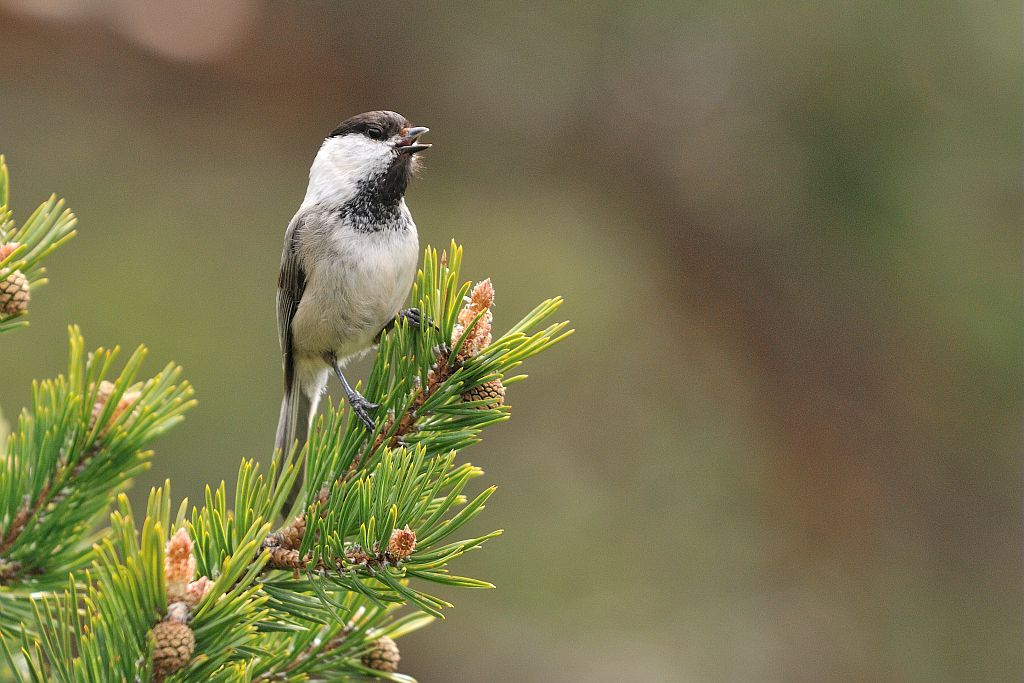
[306, 111, 430, 207]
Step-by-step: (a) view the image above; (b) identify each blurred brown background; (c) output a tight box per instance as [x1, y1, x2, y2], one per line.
[0, 1, 1020, 681]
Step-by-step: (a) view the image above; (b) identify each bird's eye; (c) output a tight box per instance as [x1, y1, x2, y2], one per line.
[366, 126, 384, 140]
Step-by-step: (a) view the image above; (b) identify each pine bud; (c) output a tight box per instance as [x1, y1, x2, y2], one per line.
[461, 378, 506, 409]
[89, 380, 142, 432]
[183, 577, 213, 609]
[0, 269, 29, 316]
[452, 279, 495, 361]
[166, 601, 189, 624]
[165, 529, 196, 603]
[361, 636, 400, 673]
[344, 544, 370, 565]
[0, 558, 20, 582]
[387, 526, 416, 561]
[0, 242, 20, 262]
[151, 620, 195, 679]
[468, 278, 494, 311]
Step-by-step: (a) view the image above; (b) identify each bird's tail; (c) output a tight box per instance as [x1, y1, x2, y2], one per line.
[276, 384, 314, 515]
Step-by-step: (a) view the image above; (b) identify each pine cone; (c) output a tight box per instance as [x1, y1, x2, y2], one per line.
[0, 270, 29, 316]
[151, 621, 195, 679]
[461, 378, 505, 409]
[268, 546, 306, 569]
[279, 516, 306, 549]
[361, 636, 400, 673]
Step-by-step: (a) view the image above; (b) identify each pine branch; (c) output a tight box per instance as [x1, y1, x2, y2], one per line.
[0, 159, 200, 647]
[2, 485, 267, 683]
[0, 215, 569, 680]
[0, 328, 195, 635]
[0, 155, 77, 334]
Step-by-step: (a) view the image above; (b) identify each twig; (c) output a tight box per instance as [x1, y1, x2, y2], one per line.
[0, 442, 101, 568]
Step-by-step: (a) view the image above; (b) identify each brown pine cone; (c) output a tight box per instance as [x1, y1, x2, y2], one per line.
[361, 636, 400, 673]
[267, 546, 306, 569]
[279, 516, 306, 549]
[461, 378, 505, 409]
[151, 620, 195, 679]
[0, 270, 29, 316]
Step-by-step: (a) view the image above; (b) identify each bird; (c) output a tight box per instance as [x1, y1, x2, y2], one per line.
[275, 111, 430, 511]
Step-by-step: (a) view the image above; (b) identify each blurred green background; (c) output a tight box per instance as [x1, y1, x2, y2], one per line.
[0, 1, 1020, 680]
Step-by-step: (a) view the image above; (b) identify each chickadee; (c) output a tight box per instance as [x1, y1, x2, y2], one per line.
[275, 111, 430, 507]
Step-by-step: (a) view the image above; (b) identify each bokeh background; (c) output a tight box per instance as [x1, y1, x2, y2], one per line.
[1, 2, 1020, 681]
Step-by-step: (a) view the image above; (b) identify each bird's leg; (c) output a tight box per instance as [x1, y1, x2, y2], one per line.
[326, 353, 378, 430]
[375, 308, 433, 343]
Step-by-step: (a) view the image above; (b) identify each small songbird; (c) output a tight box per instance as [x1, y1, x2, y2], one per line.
[275, 111, 430, 507]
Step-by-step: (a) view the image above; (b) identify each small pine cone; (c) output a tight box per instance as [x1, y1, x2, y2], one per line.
[268, 546, 305, 569]
[361, 636, 400, 673]
[387, 525, 416, 561]
[151, 620, 195, 679]
[0, 270, 29, 316]
[279, 516, 306, 549]
[461, 378, 505, 409]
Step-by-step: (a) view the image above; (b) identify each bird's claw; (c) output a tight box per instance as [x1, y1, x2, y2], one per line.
[398, 307, 434, 329]
[348, 394, 379, 431]
[400, 308, 421, 328]
[375, 308, 433, 343]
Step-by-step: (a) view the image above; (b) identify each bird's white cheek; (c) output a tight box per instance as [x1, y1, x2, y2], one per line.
[303, 136, 393, 206]
[325, 136, 392, 176]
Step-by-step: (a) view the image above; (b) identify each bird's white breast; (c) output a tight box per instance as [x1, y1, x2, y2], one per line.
[290, 206, 418, 363]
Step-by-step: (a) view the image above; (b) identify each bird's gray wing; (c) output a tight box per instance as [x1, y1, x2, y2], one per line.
[277, 211, 308, 390]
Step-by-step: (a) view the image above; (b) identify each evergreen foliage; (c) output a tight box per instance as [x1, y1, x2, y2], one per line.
[0, 155, 77, 335]
[0, 157, 570, 680]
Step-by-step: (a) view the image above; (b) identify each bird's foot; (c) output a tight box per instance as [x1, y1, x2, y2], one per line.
[347, 391, 379, 431]
[376, 308, 434, 342]
[397, 307, 427, 329]
[328, 355, 380, 431]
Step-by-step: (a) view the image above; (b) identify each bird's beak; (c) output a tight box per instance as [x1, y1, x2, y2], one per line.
[396, 126, 431, 154]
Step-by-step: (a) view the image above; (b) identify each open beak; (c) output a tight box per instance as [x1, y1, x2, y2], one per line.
[396, 126, 431, 154]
